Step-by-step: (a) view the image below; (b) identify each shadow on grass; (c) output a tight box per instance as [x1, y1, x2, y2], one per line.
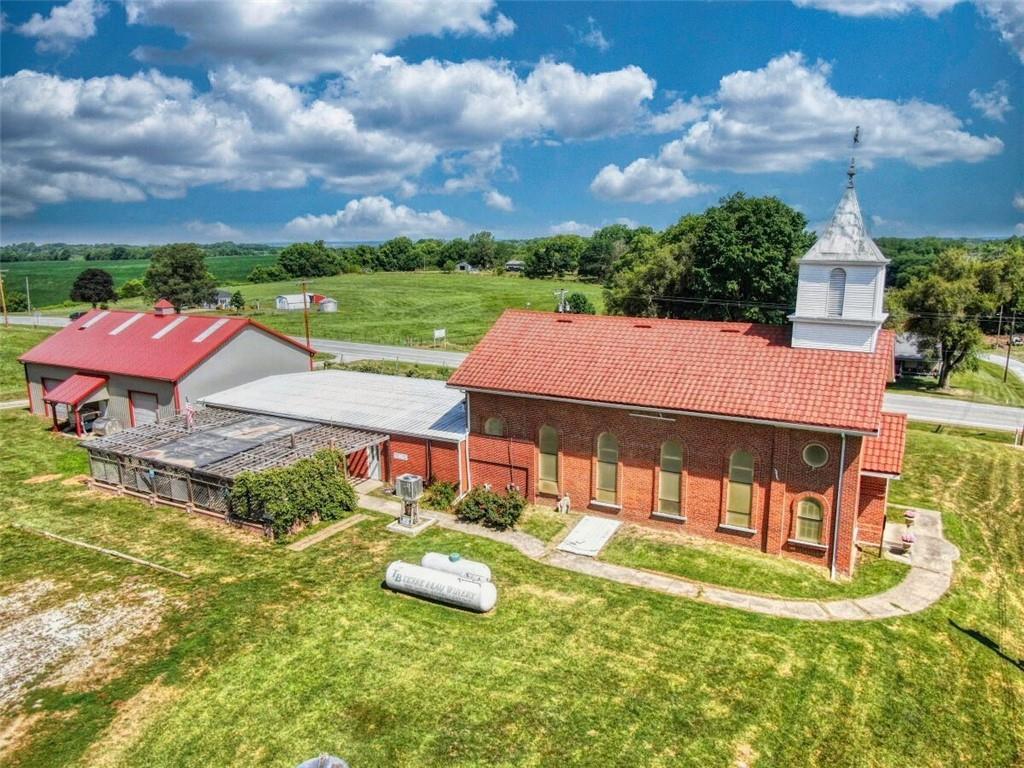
[950, 619, 1024, 671]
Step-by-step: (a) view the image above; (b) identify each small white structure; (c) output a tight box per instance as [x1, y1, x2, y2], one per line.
[790, 160, 888, 353]
[504, 260, 525, 272]
[319, 297, 338, 313]
[276, 293, 315, 311]
[421, 552, 492, 583]
[455, 261, 475, 273]
[203, 290, 233, 310]
[386, 561, 497, 612]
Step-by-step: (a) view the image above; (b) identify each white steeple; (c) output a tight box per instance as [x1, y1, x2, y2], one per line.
[790, 159, 889, 353]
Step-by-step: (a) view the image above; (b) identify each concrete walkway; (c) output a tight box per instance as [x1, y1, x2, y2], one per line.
[358, 493, 959, 622]
[0, 399, 29, 411]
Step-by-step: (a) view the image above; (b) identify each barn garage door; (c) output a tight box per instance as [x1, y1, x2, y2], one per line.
[130, 391, 159, 426]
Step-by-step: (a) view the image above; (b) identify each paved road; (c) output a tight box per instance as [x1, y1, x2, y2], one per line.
[4, 314, 71, 328]
[883, 393, 1024, 432]
[980, 352, 1024, 383]
[7, 314, 1022, 431]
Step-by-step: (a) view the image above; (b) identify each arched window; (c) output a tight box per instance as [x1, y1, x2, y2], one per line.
[726, 450, 755, 529]
[595, 432, 619, 504]
[537, 425, 559, 495]
[658, 440, 683, 516]
[826, 268, 846, 317]
[794, 498, 824, 543]
[483, 417, 506, 437]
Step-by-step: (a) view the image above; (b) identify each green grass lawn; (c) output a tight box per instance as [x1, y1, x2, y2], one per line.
[0, 326, 54, 400]
[601, 528, 908, 600]
[1, 409, 1022, 766]
[3, 254, 277, 308]
[517, 505, 577, 544]
[889, 360, 1024, 407]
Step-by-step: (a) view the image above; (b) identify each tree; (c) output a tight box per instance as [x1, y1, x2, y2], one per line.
[119, 278, 146, 299]
[70, 268, 117, 307]
[377, 237, 419, 271]
[523, 235, 585, 278]
[229, 291, 246, 312]
[441, 238, 470, 266]
[566, 292, 596, 314]
[248, 264, 288, 283]
[143, 243, 217, 310]
[5, 289, 28, 312]
[414, 239, 444, 270]
[467, 231, 497, 269]
[278, 240, 338, 278]
[895, 249, 999, 389]
[579, 223, 633, 283]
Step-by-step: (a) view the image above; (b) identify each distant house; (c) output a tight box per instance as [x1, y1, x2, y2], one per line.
[894, 333, 937, 377]
[455, 262, 475, 273]
[275, 293, 337, 311]
[19, 300, 315, 436]
[203, 290, 233, 310]
[504, 260, 525, 272]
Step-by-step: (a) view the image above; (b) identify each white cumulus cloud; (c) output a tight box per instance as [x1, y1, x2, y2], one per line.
[970, 80, 1013, 121]
[125, 0, 515, 83]
[284, 196, 463, 239]
[185, 220, 244, 241]
[1013, 192, 1024, 211]
[16, 0, 107, 53]
[590, 158, 709, 203]
[549, 220, 596, 236]
[484, 190, 515, 211]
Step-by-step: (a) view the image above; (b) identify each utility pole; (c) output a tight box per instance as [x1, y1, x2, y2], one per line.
[300, 280, 313, 369]
[1004, 309, 1016, 383]
[0, 269, 8, 327]
[25, 277, 31, 314]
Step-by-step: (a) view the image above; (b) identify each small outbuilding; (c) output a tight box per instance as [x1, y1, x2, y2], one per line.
[203, 290, 234, 310]
[20, 302, 315, 436]
[455, 262, 475, 273]
[504, 260, 525, 272]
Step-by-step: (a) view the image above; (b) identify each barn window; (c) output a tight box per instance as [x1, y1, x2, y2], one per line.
[657, 440, 683, 516]
[595, 432, 619, 504]
[794, 498, 824, 543]
[802, 443, 829, 469]
[826, 268, 846, 317]
[725, 450, 755, 528]
[483, 417, 506, 437]
[537, 425, 559, 495]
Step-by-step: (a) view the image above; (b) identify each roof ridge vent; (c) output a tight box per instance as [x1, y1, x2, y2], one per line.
[633, 323, 652, 329]
[555, 318, 573, 323]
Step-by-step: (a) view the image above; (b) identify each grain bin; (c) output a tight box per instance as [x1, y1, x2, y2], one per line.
[386, 561, 497, 613]
[420, 552, 492, 583]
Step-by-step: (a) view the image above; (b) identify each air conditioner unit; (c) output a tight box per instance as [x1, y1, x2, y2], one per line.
[395, 473, 423, 502]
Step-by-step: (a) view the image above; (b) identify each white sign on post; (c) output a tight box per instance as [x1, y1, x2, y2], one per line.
[433, 328, 446, 341]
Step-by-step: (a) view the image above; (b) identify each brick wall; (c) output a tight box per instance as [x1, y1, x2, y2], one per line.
[856, 475, 889, 548]
[467, 391, 866, 574]
[386, 435, 463, 489]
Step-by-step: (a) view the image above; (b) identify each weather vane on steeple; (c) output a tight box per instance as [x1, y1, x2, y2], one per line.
[847, 125, 860, 188]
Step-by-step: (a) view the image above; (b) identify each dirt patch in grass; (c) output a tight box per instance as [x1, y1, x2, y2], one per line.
[80, 678, 181, 768]
[23, 473, 61, 484]
[0, 579, 167, 710]
[61, 473, 91, 486]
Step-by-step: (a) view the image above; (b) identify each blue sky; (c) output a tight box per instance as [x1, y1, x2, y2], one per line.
[1, 0, 1021, 244]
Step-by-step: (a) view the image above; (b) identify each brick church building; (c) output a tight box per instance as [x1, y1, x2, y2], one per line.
[449, 164, 906, 576]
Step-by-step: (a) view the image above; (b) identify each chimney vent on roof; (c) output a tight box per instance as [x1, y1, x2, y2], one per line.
[154, 299, 175, 317]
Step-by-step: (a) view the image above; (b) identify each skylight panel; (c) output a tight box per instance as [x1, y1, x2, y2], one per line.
[108, 313, 144, 335]
[152, 316, 188, 339]
[192, 318, 229, 343]
[80, 311, 109, 328]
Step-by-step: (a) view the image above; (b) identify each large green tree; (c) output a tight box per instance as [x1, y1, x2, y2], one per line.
[278, 240, 338, 278]
[70, 268, 117, 307]
[894, 249, 999, 389]
[523, 235, 586, 278]
[467, 231, 497, 269]
[604, 193, 813, 324]
[143, 243, 217, 310]
[377, 237, 419, 271]
[578, 223, 634, 283]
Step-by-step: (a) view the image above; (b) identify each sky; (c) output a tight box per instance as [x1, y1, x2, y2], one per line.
[1, 0, 1022, 244]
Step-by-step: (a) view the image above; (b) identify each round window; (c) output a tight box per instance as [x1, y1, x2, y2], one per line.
[802, 443, 829, 468]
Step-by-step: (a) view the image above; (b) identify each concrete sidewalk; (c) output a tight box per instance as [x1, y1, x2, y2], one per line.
[358, 492, 958, 622]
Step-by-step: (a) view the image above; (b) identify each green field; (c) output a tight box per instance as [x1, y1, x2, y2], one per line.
[2, 254, 277, 308]
[1, 325, 1022, 767]
[889, 359, 1024, 407]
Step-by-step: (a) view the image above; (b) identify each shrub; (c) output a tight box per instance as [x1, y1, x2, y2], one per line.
[229, 449, 357, 537]
[423, 480, 458, 511]
[119, 278, 146, 299]
[566, 292, 596, 315]
[454, 486, 525, 530]
[247, 264, 288, 283]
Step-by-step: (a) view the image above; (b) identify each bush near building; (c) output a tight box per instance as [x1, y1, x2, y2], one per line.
[455, 485, 525, 529]
[229, 448, 357, 537]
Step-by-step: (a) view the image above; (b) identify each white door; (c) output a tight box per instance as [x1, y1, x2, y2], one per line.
[368, 444, 382, 480]
[130, 391, 159, 426]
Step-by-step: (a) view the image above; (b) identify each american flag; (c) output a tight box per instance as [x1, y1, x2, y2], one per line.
[183, 399, 196, 431]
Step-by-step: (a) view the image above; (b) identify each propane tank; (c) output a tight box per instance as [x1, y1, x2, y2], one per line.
[420, 551, 492, 583]
[386, 561, 497, 613]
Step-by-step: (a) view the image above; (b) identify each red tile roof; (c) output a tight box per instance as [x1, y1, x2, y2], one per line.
[42, 374, 107, 405]
[20, 309, 314, 382]
[862, 412, 907, 476]
[448, 310, 895, 434]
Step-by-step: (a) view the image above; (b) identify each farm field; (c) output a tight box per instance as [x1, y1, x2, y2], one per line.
[2, 254, 277, 309]
[0, 323, 1022, 767]
[889, 359, 1024, 408]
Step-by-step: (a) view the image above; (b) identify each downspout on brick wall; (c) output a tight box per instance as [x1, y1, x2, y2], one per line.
[830, 433, 848, 580]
